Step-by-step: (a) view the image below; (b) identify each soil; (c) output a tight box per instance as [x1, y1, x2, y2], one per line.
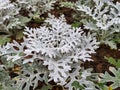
[83, 44, 120, 73]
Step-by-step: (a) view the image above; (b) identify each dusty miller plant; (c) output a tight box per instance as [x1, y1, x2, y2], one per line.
[0, 0, 18, 31]
[1, 0, 120, 90]
[0, 0, 57, 33]
[0, 14, 99, 89]
[0, 56, 49, 90]
[100, 67, 120, 89]
[65, 67, 99, 90]
[16, 0, 56, 13]
[61, 0, 120, 49]
[0, 0, 31, 31]
[16, 0, 57, 19]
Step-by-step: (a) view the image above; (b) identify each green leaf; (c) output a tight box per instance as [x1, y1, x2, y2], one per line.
[0, 36, 11, 45]
[16, 31, 24, 40]
[72, 81, 85, 90]
[96, 83, 109, 90]
[0, 84, 2, 90]
[40, 84, 52, 90]
[72, 22, 81, 28]
[100, 67, 120, 89]
[105, 57, 120, 68]
[104, 41, 117, 49]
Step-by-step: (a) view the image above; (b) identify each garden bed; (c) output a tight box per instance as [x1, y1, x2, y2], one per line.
[0, 0, 120, 90]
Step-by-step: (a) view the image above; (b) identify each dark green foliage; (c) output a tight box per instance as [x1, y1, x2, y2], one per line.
[105, 57, 120, 68]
